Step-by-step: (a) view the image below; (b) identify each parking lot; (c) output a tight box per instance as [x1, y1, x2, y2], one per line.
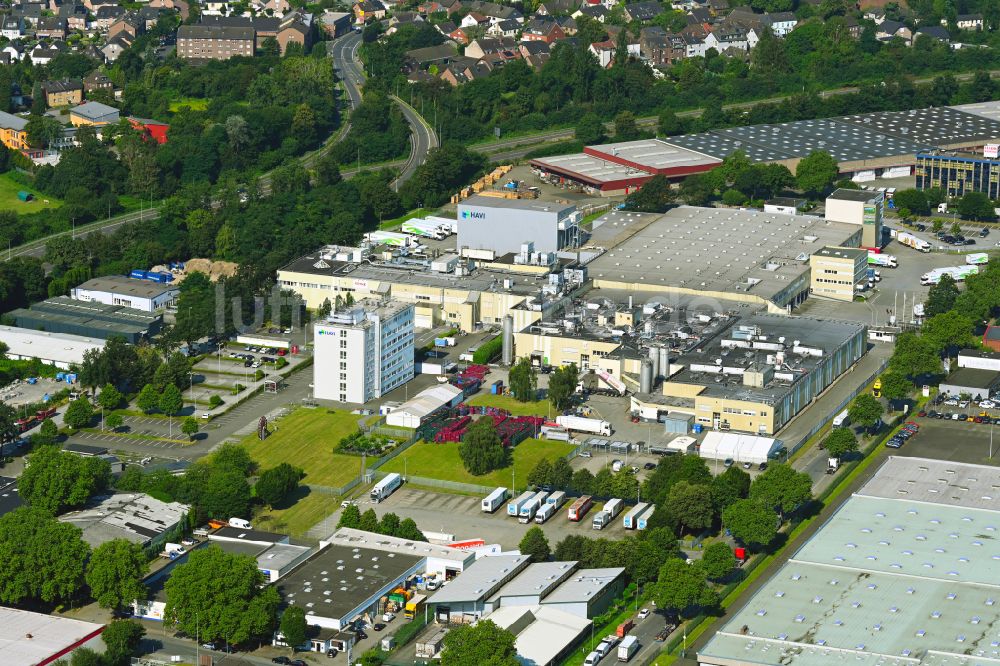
[895, 416, 1000, 467]
[0, 376, 67, 409]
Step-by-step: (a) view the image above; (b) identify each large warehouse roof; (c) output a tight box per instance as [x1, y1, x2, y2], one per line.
[531, 152, 656, 186]
[585, 206, 860, 300]
[951, 100, 1000, 123]
[0, 607, 104, 665]
[698, 456, 1000, 666]
[0, 325, 105, 366]
[659, 131, 787, 163]
[584, 139, 721, 174]
[837, 106, 1000, 147]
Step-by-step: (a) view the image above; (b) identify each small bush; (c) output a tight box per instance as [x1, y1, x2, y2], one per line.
[209, 395, 224, 408]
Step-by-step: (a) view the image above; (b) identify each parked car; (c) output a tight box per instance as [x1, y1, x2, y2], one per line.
[579, 451, 592, 458]
[742, 461, 753, 469]
[374, 623, 386, 632]
[724, 458, 734, 468]
[886, 439, 902, 448]
[273, 658, 292, 665]
[758, 462, 768, 471]
[638, 608, 651, 619]
[981, 227, 991, 237]
[202, 643, 217, 651]
[981, 400, 996, 409]
[643, 462, 657, 470]
[917, 410, 927, 417]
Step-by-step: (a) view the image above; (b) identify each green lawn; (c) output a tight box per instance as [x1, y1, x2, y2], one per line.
[467, 394, 553, 417]
[379, 207, 437, 230]
[0, 173, 61, 212]
[253, 488, 336, 537]
[380, 438, 575, 487]
[238, 408, 366, 488]
[168, 97, 209, 112]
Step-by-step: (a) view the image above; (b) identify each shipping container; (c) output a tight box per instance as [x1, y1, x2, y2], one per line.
[616, 620, 634, 638]
[130, 269, 147, 280]
[568, 495, 593, 521]
[482, 487, 509, 513]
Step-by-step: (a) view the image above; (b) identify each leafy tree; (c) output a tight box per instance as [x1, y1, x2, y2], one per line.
[624, 175, 675, 213]
[878, 370, 911, 402]
[925, 273, 959, 316]
[20, 446, 110, 514]
[710, 466, 751, 513]
[164, 546, 280, 644]
[658, 110, 683, 136]
[723, 499, 778, 551]
[667, 481, 714, 534]
[528, 458, 552, 488]
[0, 402, 19, 455]
[0, 507, 90, 604]
[613, 110, 640, 140]
[680, 173, 714, 205]
[255, 463, 303, 507]
[654, 559, 717, 617]
[98, 383, 123, 410]
[359, 508, 380, 533]
[701, 542, 737, 581]
[440, 620, 519, 666]
[889, 331, 942, 378]
[795, 150, 838, 196]
[957, 191, 996, 220]
[159, 383, 183, 418]
[822, 427, 857, 459]
[722, 188, 747, 206]
[508, 358, 537, 402]
[379, 512, 401, 536]
[31, 416, 59, 447]
[575, 113, 605, 144]
[922, 310, 976, 355]
[86, 539, 148, 610]
[212, 443, 256, 476]
[396, 518, 426, 541]
[749, 464, 811, 518]
[519, 526, 550, 562]
[458, 418, 509, 476]
[338, 503, 361, 529]
[136, 384, 158, 413]
[848, 393, 884, 429]
[201, 468, 252, 520]
[64, 397, 94, 429]
[571, 468, 595, 494]
[551, 457, 573, 489]
[548, 364, 579, 410]
[181, 417, 199, 440]
[892, 188, 929, 215]
[280, 605, 308, 651]
[101, 620, 145, 666]
[173, 271, 216, 347]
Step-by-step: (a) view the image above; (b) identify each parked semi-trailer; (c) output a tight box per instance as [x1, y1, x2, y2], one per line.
[535, 502, 556, 523]
[547, 491, 567, 509]
[896, 232, 931, 252]
[568, 495, 593, 521]
[422, 215, 457, 234]
[401, 219, 447, 239]
[867, 251, 897, 268]
[556, 415, 612, 436]
[371, 473, 402, 502]
[623, 503, 649, 529]
[920, 265, 979, 285]
[519, 491, 549, 523]
[967, 253, 989, 265]
[636, 504, 656, 531]
[507, 490, 535, 517]
[481, 487, 509, 513]
[364, 231, 414, 247]
[604, 498, 624, 520]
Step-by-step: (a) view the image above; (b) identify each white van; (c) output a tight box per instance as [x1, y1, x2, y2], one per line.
[832, 410, 850, 428]
[584, 652, 600, 666]
[228, 517, 252, 529]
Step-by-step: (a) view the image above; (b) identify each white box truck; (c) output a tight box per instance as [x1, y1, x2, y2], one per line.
[371, 473, 402, 502]
[832, 410, 850, 427]
[604, 498, 624, 519]
[618, 636, 639, 662]
[535, 502, 556, 523]
[592, 510, 611, 530]
[556, 415, 612, 435]
[966, 253, 989, 265]
[482, 487, 508, 513]
[896, 232, 930, 252]
[508, 490, 535, 517]
[520, 491, 549, 523]
[547, 490, 567, 509]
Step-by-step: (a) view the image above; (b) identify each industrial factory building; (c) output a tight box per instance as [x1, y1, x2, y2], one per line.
[532, 105, 1000, 195]
[9, 296, 162, 343]
[582, 207, 862, 311]
[456, 195, 581, 255]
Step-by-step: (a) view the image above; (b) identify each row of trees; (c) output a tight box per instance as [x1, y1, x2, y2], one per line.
[337, 505, 427, 542]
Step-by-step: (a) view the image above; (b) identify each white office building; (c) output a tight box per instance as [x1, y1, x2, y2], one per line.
[71, 276, 179, 312]
[313, 299, 415, 404]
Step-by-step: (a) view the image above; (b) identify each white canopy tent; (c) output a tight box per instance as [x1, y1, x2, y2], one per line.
[699, 432, 780, 465]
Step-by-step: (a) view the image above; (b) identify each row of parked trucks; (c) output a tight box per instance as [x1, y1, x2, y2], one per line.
[483, 487, 654, 529]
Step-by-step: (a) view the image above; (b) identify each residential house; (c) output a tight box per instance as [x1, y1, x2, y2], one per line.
[148, 0, 189, 21]
[441, 58, 494, 85]
[83, 70, 114, 95]
[251, 0, 291, 15]
[2, 44, 25, 63]
[0, 111, 29, 150]
[405, 43, 456, 70]
[176, 24, 255, 59]
[93, 5, 126, 30]
[60, 4, 88, 31]
[841, 15, 862, 39]
[678, 30, 707, 57]
[864, 8, 885, 23]
[622, 1, 662, 22]
[277, 10, 312, 53]
[69, 101, 120, 126]
[487, 19, 520, 38]
[464, 36, 515, 59]
[876, 19, 911, 43]
[36, 15, 67, 38]
[435, 20, 457, 36]
[588, 39, 615, 67]
[573, 5, 608, 22]
[465, 1, 522, 24]
[198, 15, 279, 50]
[519, 40, 550, 67]
[448, 26, 470, 44]
[639, 26, 683, 66]
[353, 0, 386, 22]
[11, 4, 43, 26]
[766, 11, 797, 36]
[536, 0, 579, 16]
[318, 11, 352, 37]
[460, 12, 490, 29]
[704, 22, 749, 51]
[109, 12, 144, 40]
[915, 24, 950, 43]
[520, 18, 564, 43]
[705, 0, 729, 14]
[687, 6, 711, 25]
[138, 6, 173, 31]
[1, 17, 24, 39]
[41, 79, 83, 107]
[386, 11, 422, 35]
[555, 15, 577, 35]
[100, 34, 132, 62]
[953, 14, 983, 31]
[31, 42, 67, 66]
[197, 0, 228, 14]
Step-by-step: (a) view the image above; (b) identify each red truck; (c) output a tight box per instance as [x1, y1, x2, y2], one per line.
[36, 407, 56, 420]
[15, 415, 36, 433]
[616, 620, 634, 638]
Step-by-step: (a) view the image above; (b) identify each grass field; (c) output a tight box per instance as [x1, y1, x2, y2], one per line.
[467, 394, 552, 417]
[380, 438, 575, 487]
[239, 408, 366, 489]
[168, 97, 209, 112]
[379, 207, 436, 230]
[0, 173, 61, 212]
[253, 488, 335, 537]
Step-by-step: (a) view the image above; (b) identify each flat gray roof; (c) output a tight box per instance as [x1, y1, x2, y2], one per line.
[942, 367, 1000, 390]
[489, 561, 578, 601]
[0, 608, 104, 666]
[586, 206, 860, 299]
[322, 527, 474, 564]
[276, 542, 423, 622]
[699, 457, 1000, 666]
[429, 554, 531, 605]
[58, 492, 189, 548]
[837, 106, 1000, 147]
[76, 276, 178, 298]
[531, 152, 653, 184]
[828, 188, 880, 203]
[543, 568, 625, 604]
[858, 456, 1000, 511]
[951, 100, 1000, 123]
[660, 131, 788, 162]
[586, 138, 721, 171]
[815, 246, 867, 260]
[257, 543, 312, 572]
[459, 195, 575, 215]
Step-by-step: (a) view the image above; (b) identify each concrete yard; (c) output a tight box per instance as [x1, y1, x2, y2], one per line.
[896, 417, 1000, 468]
